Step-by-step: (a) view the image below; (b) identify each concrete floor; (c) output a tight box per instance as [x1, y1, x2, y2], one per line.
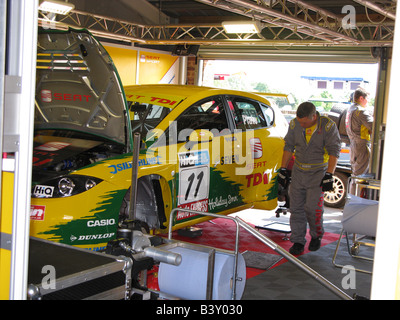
[231, 205, 374, 300]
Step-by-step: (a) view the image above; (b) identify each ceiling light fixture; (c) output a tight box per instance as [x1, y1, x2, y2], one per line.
[38, 0, 75, 15]
[222, 21, 261, 34]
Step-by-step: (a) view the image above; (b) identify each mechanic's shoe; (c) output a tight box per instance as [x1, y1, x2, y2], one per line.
[308, 237, 322, 251]
[289, 243, 304, 255]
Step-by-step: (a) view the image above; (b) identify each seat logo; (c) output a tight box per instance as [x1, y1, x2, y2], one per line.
[250, 138, 263, 159]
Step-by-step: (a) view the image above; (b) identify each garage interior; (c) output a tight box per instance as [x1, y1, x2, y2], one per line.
[1, 0, 400, 301]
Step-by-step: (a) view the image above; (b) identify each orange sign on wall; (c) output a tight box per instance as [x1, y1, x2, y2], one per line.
[104, 45, 137, 86]
[103, 45, 180, 86]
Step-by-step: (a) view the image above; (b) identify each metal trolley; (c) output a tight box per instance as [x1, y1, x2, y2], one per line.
[165, 208, 352, 300]
[332, 175, 380, 274]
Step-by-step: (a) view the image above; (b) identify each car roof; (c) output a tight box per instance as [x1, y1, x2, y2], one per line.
[125, 84, 216, 96]
[124, 84, 272, 109]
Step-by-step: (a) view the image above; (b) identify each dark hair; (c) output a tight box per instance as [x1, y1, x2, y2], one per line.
[353, 87, 369, 102]
[296, 102, 316, 119]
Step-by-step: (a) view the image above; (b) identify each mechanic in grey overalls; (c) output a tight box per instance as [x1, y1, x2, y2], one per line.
[345, 87, 374, 176]
[278, 102, 341, 255]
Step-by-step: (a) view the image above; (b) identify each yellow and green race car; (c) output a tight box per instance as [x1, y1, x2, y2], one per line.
[30, 29, 288, 251]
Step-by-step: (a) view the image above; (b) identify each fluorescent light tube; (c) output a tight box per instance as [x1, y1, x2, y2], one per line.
[222, 21, 260, 34]
[39, 0, 75, 15]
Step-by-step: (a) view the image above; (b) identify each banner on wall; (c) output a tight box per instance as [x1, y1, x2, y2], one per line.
[138, 51, 179, 84]
[104, 45, 137, 86]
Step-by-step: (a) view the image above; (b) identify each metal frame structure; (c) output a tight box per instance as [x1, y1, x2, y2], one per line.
[1, 0, 38, 300]
[37, 0, 396, 47]
[167, 208, 353, 300]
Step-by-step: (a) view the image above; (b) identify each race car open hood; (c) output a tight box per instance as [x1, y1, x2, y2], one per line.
[35, 29, 128, 145]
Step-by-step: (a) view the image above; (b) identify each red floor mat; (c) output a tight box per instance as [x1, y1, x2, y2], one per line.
[166, 217, 341, 279]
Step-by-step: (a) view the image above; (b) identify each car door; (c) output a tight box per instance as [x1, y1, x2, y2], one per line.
[226, 95, 283, 208]
[168, 95, 244, 225]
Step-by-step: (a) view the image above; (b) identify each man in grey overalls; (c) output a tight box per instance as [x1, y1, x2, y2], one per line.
[345, 88, 374, 176]
[278, 102, 341, 255]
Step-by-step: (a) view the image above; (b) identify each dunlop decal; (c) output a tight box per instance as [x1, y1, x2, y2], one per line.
[38, 189, 125, 247]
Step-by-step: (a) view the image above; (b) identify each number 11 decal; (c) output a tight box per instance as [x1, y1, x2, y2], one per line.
[178, 150, 210, 206]
[185, 170, 204, 201]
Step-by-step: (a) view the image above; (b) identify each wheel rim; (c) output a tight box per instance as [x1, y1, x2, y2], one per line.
[324, 175, 345, 205]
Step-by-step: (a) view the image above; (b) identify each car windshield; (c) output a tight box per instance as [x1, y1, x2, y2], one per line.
[129, 102, 171, 139]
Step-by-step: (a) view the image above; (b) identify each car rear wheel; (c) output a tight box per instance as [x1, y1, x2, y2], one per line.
[324, 171, 348, 208]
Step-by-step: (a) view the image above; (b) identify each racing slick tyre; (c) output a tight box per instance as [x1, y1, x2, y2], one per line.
[324, 171, 348, 208]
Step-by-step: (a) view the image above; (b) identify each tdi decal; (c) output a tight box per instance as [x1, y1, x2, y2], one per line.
[245, 172, 269, 187]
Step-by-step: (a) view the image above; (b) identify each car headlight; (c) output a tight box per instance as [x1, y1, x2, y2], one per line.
[58, 177, 75, 196]
[32, 175, 103, 198]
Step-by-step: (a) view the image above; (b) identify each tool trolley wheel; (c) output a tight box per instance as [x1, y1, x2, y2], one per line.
[350, 243, 360, 256]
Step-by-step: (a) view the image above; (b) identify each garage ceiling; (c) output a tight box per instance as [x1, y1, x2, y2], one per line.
[38, 0, 396, 61]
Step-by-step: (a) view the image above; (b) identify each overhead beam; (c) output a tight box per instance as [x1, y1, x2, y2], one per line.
[198, 0, 359, 43]
[37, 5, 395, 47]
[352, 0, 396, 20]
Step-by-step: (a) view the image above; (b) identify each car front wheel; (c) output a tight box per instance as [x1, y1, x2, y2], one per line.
[324, 171, 348, 208]
[119, 176, 167, 230]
